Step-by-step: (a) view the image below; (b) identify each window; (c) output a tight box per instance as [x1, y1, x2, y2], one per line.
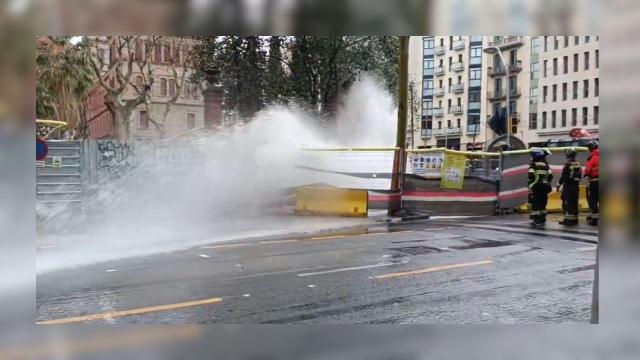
[438, 121, 442, 129]
[572, 108, 577, 126]
[509, 100, 516, 114]
[163, 44, 171, 62]
[529, 113, 538, 130]
[449, 56, 452, 66]
[562, 83, 567, 101]
[542, 111, 547, 129]
[543, 86, 548, 103]
[424, 100, 433, 109]
[154, 44, 162, 63]
[573, 53, 579, 72]
[509, 49, 517, 65]
[447, 119, 452, 128]
[543, 60, 548, 77]
[458, 54, 462, 63]
[169, 79, 176, 97]
[574, 36, 579, 45]
[139, 111, 149, 129]
[582, 107, 588, 125]
[423, 79, 433, 90]
[530, 88, 538, 104]
[160, 78, 167, 96]
[584, 51, 590, 70]
[456, 119, 461, 128]
[468, 114, 480, 129]
[449, 36, 453, 50]
[423, 37, 434, 49]
[544, 36, 549, 52]
[554, 36, 558, 49]
[135, 40, 143, 61]
[448, 78, 452, 87]
[595, 78, 599, 97]
[98, 48, 106, 64]
[440, 38, 444, 46]
[594, 106, 599, 125]
[564, 36, 569, 47]
[573, 81, 578, 99]
[470, 46, 482, 57]
[469, 91, 481, 102]
[561, 109, 567, 127]
[423, 59, 434, 70]
[552, 84, 557, 102]
[585, 36, 590, 43]
[495, 78, 502, 95]
[187, 113, 196, 130]
[509, 76, 517, 94]
[469, 69, 481, 80]
[596, 50, 599, 68]
[563, 56, 568, 74]
[583, 79, 589, 98]
[551, 110, 557, 128]
[553, 58, 558, 75]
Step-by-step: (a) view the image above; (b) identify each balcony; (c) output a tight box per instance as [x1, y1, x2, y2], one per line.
[487, 91, 506, 102]
[467, 124, 481, 134]
[433, 127, 462, 137]
[449, 105, 464, 115]
[450, 83, 464, 93]
[488, 65, 506, 77]
[434, 66, 445, 76]
[453, 39, 466, 50]
[421, 129, 432, 138]
[434, 46, 445, 55]
[433, 87, 445, 97]
[509, 60, 522, 73]
[433, 107, 444, 117]
[488, 88, 521, 102]
[450, 61, 464, 72]
[488, 36, 524, 49]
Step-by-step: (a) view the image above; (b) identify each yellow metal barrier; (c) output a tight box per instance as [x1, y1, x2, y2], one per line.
[518, 185, 590, 213]
[295, 185, 368, 217]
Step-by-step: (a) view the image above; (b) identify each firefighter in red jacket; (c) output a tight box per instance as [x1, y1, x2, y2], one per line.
[584, 141, 599, 226]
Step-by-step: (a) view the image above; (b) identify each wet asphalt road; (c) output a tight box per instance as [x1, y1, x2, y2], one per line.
[36, 214, 597, 324]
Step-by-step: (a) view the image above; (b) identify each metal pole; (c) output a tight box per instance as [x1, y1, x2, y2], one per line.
[390, 36, 409, 216]
[495, 47, 510, 149]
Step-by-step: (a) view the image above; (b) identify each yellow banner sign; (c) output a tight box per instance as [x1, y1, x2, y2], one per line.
[440, 153, 467, 189]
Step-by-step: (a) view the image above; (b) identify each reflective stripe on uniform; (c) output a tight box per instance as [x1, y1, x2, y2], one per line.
[531, 210, 547, 215]
[564, 214, 579, 220]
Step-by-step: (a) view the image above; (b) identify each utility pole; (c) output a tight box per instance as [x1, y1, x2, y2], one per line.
[389, 36, 409, 216]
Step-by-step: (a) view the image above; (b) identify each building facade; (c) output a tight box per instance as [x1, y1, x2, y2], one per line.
[408, 35, 599, 149]
[523, 36, 600, 146]
[86, 36, 205, 140]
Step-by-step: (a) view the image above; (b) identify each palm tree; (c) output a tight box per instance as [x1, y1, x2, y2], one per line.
[36, 36, 95, 138]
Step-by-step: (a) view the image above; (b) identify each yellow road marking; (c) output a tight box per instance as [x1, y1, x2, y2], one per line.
[202, 243, 251, 249]
[373, 260, 493, 280]
[310, 235, 345, 240]
[259, 239, 299, 244]
[37, 297, 223, 325]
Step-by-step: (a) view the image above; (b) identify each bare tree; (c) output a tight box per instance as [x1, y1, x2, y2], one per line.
[86, 36, 194, 140]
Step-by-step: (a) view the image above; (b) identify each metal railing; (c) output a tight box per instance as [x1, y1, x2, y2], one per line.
[434, 46, 445, 55]
[488, 36, 524, 48]
[450, 61, 464, 72]
[433, 107, 444, 117]
[421, 128, 432, 137]
[467, 124, 481, 134]
[453, 39, 466, 50]
[449, 105, 464, 115]
[433, 127, 462, 137]
[434, 66, 445, 75]
[433, 87, 445, 97]
[450, 83, 464, 93]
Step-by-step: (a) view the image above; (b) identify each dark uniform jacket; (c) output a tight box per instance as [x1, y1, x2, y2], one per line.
[558, 160, 582, 187]
[528, 161, 553, 191]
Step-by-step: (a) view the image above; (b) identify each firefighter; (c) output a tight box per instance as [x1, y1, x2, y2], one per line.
[584, 140, 599, 226]
[557, 148, 582, 226]
[528, 148, 553, 227]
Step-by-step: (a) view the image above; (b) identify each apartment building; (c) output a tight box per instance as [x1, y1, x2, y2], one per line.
[523, 36, 600, 146]
[86, 36, 204, 140]
[408, 35, 530, 150]
[408, 35, 599, 149]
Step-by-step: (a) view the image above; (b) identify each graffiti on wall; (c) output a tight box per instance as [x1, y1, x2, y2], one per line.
[96, 140, 135, 175]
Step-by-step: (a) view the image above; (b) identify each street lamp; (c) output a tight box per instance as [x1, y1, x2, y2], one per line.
[484, 44, 510, 149]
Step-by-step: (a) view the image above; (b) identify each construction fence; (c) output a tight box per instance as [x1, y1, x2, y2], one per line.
[298, 146, 591, 216]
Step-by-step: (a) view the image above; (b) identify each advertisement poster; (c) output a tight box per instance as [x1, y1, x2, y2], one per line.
[409, 152, 444, 177]
[440, 153, 467, 189]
